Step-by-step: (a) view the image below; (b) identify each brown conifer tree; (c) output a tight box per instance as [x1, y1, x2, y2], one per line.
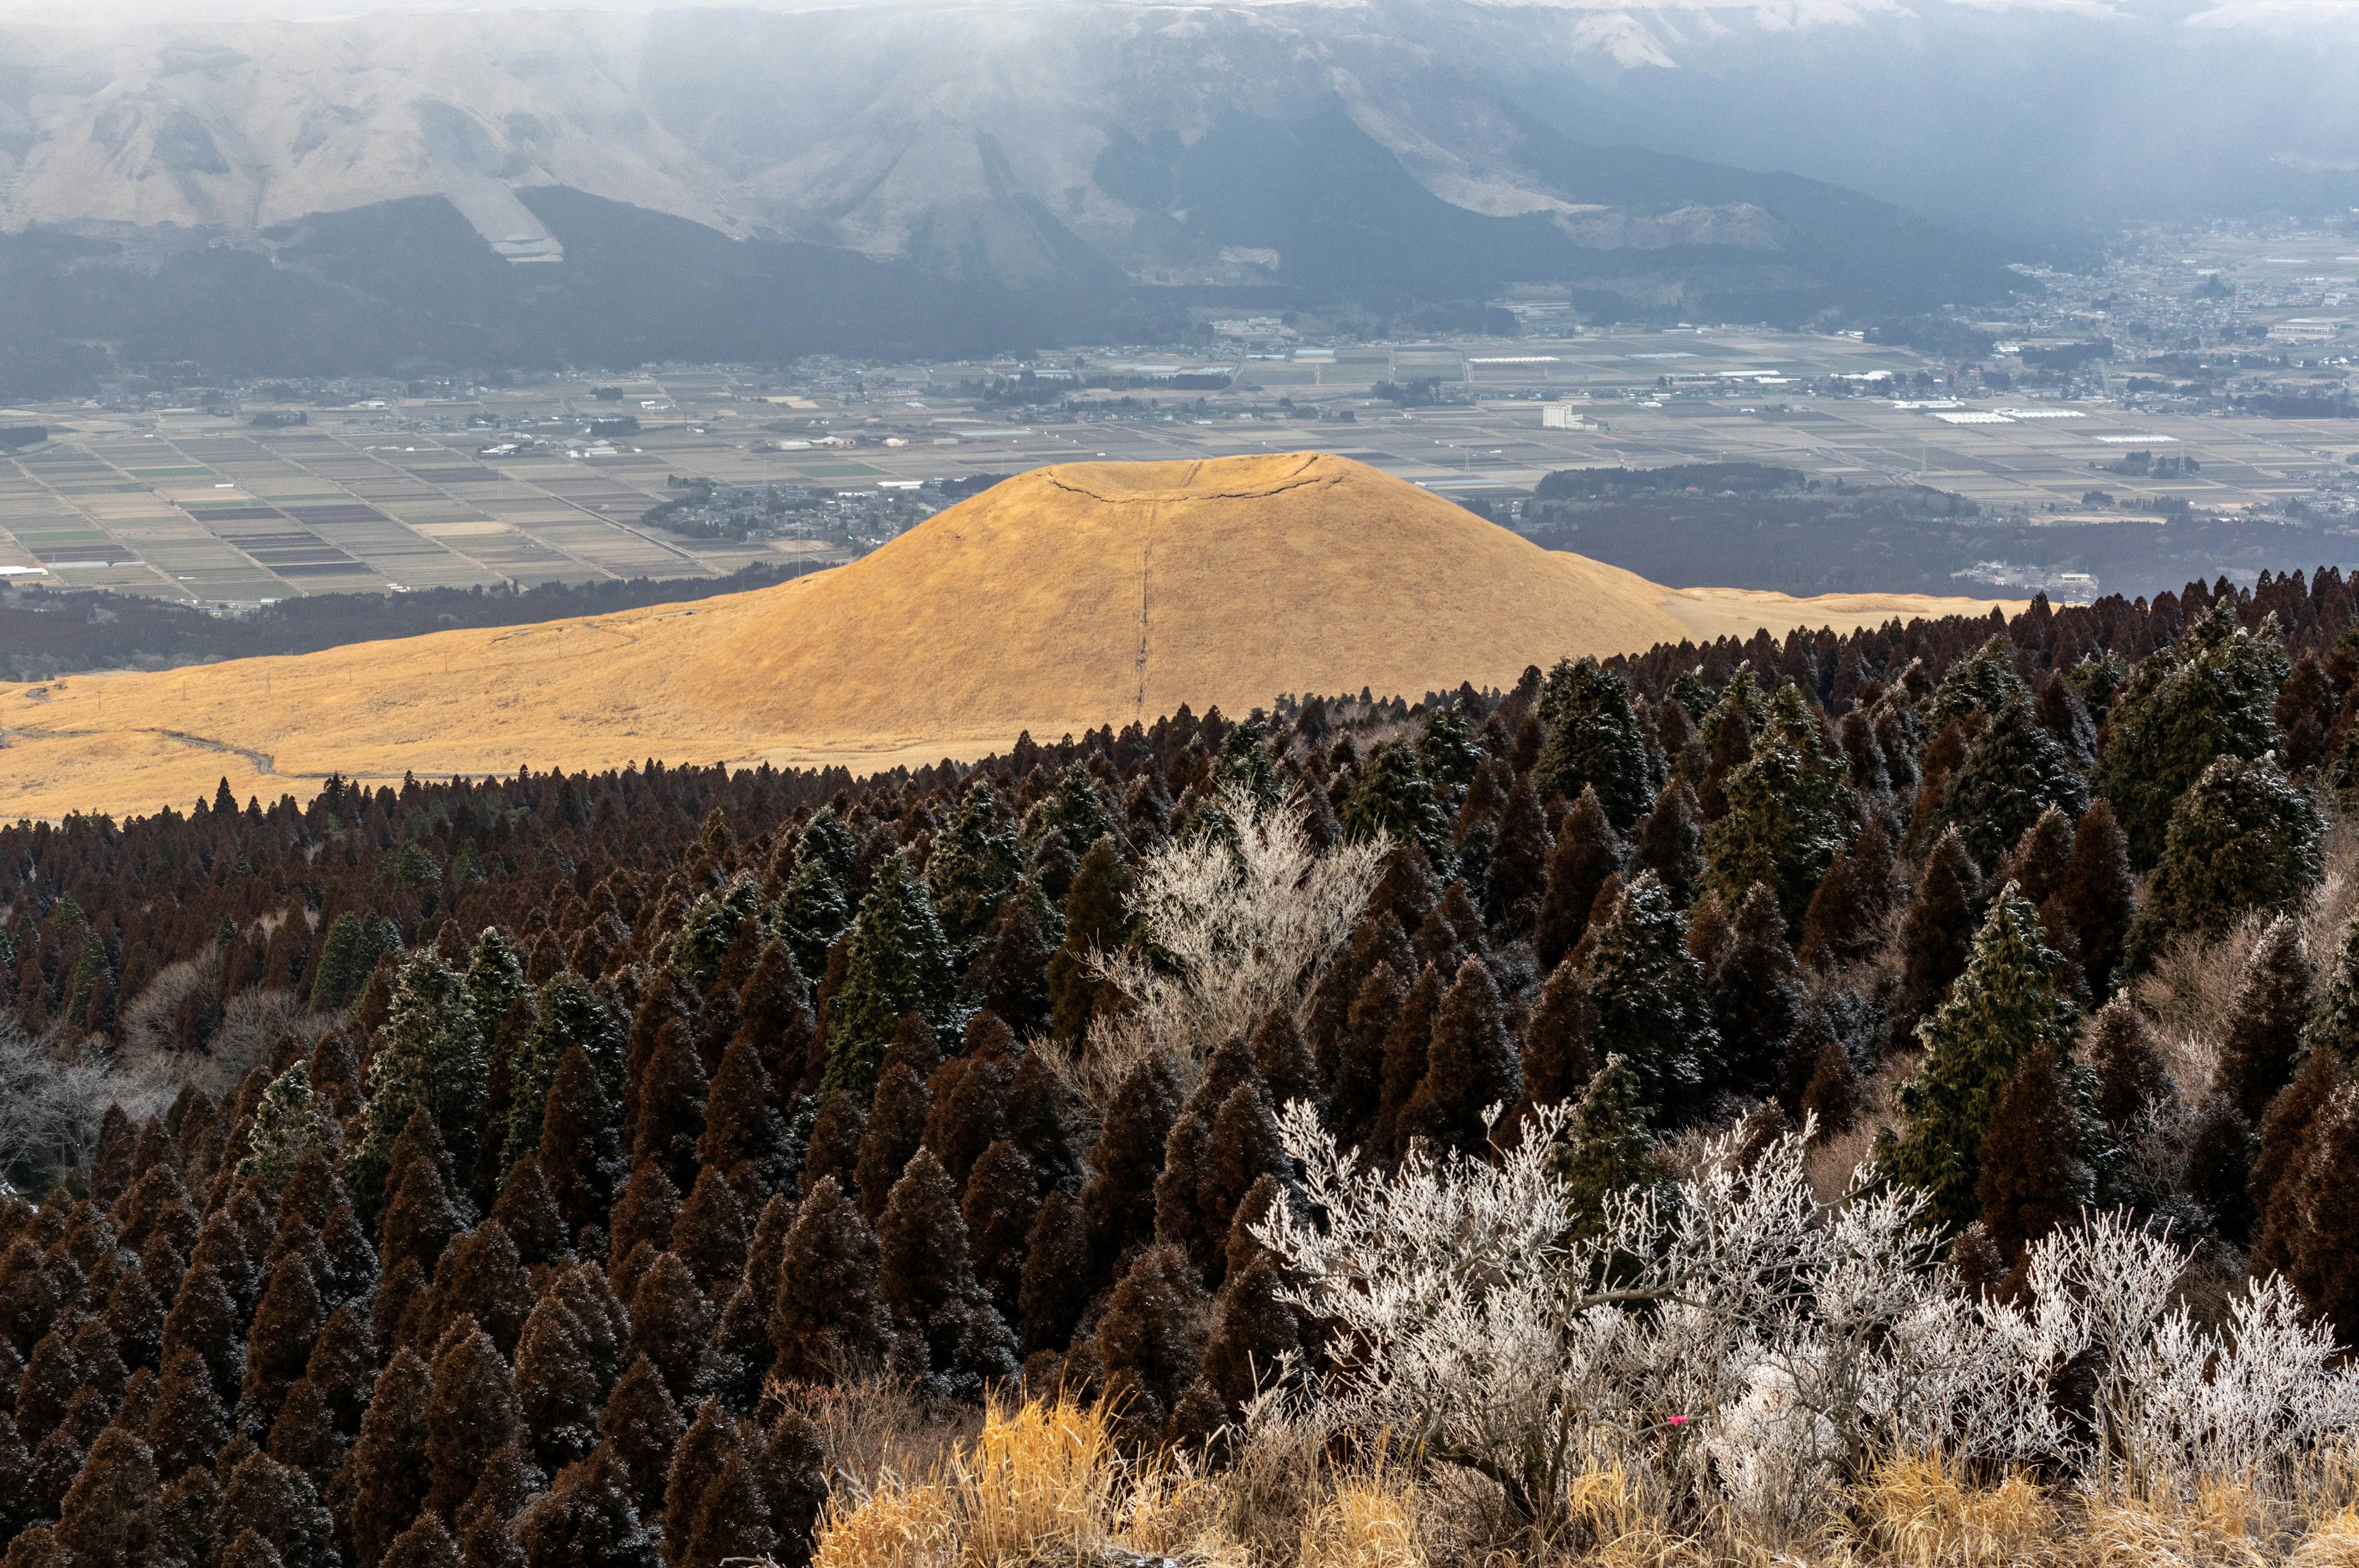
[692, 1037, 790, 1205]
[1536, 787, 1624, 971]
[378, 1137, 463, 1288]
[381, 1511, 462, 1568]
[595, 1354, 683, 1521]
[1015, 1190, 1093, 1356]
[241, 1252, 324, 1435]
[1518, 958, 1595, 1114]
[629, 1020, 709, 1195]
[303, 1302, 377, 1433]
[1328, 959, 1407, 1147]
[853, 1055, 932, 1227]
[160, 1262, 244, 1408]
[53, 1427, 161, 1568]
[1370, 964, 1446, 1161]
[628, 1252, 714, 1402]
[372, 1258, 430, 1358]
[1485, 771, 1554, 935]
[1093, 1244, 1208, 1445]
[219, 1448, 337, 1568]
[1249, 1007, 1322, 1120]
[340, 1346, 436, 1568]
[660, 1399, 741, 1566]
[515, 1445, 657, 1568]
[729, 939, 812, 1099]
[1080, 1053, 1181, 1281]
[425, 1222, 534, 1362]
[2052, 799, 2135, 1001]
[961, 1139, 1039, 1325]
[104, 1255, 166, 1373]
[1402, 957, 1523, 1157]
[266, 1378, 346, 1494]
[877, 1148, 1017, 1397]
[797, 1095, 865, 1211]
[2086, 995, 2173, 1136]
[536, 1047, 621, 1238]
[488, 1158, 566, 1270]
[1893, 826, 1984, 1037]
[925, 1016, 1022, 1189]
[2251, 1047, 2349, 1277]
[513, 1295, 602, 1474]
[1631, 778, 1703, 906]
[768, 1177, 894, 1383]
[2281, 1086, 2359, 1339]
[1172, 1249, 1304, 1445]
[2218, 915, 2314, 1123]
[425, 1318, 522, 1522]
[668, 1167, 748, 1300]
[679, 1446, 777, 1568]
[606, 1163, 681, 1286]
[1975, 1042, 2095, 1278]
[760, 1405, 829, 1568]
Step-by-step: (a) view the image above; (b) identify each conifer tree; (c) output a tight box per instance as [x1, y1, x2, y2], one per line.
[488, 1158, 565, 1270]
[2279, 1085, 2359, 1333]
[960, 1139, 1039, 1325]
[2282, 651, 2345, 774]
[1093, 1244, 1208, 1444]
[516, 1446, 659, 1568]
[627, 1252, 714, 1402]
[1328, 959, 1407, 1149]
[778, 808, 858, 985]
[853, 1026, 935, 1225]
[1081, 1053, 1181, 1279]
[1047, 836, 1133, 1049]
[241, 1252, 323, 1434]
[537, 1047, 621, 1238]
[1630, 778, 1703, 905]
[343, 1346, 434, 1568]
[463, 930, 529, 1069]
[383, 1512, 461, 1568]
[2307, 913, 2359, 1070]
[514, 1297, 601, 1474]
[926, 783, 1026, 954]
[2134, 757, 2323, 965]
[1700, 685, 1847, 930]
[266, 1378, 345, 1494]
[1710, 883, 1805, 1097]
[730, 940, 814, 1102]
[2052, 799, 2135, 1001]
[53, 1427, 160, 1568]
[1342, 742, 1453, 869]
[1177, 1247, 1305, 1443]
[1484, 771, 1554, 935]
[1974, 1042, 2096, 1274]
[219, 1446, 337, 1568]
[1193, 1081, 1289, 1287]
[678, 1445, 775, 1568]
[668, 1166, 749, 1300]
[877, 1148, 1017, 1397]
[161, 1260, 243, 1408]
[769, 1177, 894, 1382]
[1581, 874, 1713, 1123]
[597, 1355, 684, 1521]
[2086, 995, 2173, 1136]
[1882, 885, 2083, 1230]
[961, 891, 1055, 1040]
[348, 951, 487, 1216]
[694, 1037, 789, 1206]
[2034, 667, 2099, 769]
[1533, 658, 1653, 829]
[1016, 1191, 1093, 1355]
[2095, 603, 2290, 868]
[1535, 787, 1623, 970]
[1371, 964, 1446, 1159]
[1401, 958, 1522, 1156]
[503, 974, 625, 1174]
[824, 852, 960, 1103]
[1550, 1055, 1662, 1244]
[378, 1121, 463, 1284]
[1518, 958, 1595, 1114]
[423, 1220, 533, 1360]
[1939, 692, 2088, 872]
[629, 1020, 709, 1193]
[2216, 915, 2314, 1121]
[302, 1303, 375, 1435]
[1893, 826, 1984, 1034]
[1931, 635, 2026, 723]
[238, 1065, 324, 1195]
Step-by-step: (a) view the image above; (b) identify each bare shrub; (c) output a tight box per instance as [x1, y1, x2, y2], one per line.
[0, 1015, 170, 1190]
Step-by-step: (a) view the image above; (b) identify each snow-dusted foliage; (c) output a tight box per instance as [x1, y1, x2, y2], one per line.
[1087, 784, 1385, 1083]
[1253, 1102, 2359, 1534]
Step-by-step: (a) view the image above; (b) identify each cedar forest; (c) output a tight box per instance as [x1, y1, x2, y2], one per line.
[7, 568, 2359, 1567]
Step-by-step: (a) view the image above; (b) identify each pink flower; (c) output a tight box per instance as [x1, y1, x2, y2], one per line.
[1666, 1415, 1690, 1426]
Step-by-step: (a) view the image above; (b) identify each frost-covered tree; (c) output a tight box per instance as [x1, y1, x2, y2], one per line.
[824, 851, 960, 1102]
[237, 1063, 323, 1194]
[344, 950, 485, 1214]
[1534, 658, 1653, 830]
[1579, 873, 1713, 1121]
[927, 782, 1025, 954]
[1939, 692, 2087, 872]
[1342, 742, 1453, 870]
[1700, 685, 1847, 930]
[2131, 756, 2322, 965]
[503, 973, 625, 1173]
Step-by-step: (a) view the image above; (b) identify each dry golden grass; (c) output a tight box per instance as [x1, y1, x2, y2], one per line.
[0, 453, 2018, 822]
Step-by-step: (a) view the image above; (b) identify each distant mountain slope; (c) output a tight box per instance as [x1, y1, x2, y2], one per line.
[0, 453, 2015, 821]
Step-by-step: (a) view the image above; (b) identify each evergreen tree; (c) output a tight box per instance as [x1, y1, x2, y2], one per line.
[161, 1260, 243, 1408]
[670, 1166, 749, 1300]
[1215, 716, 1284, 814]
[2308, 914, 2359, 1070]
[2134, 757, 2323, 963]
[219, 1445, 336, 1568]
[777, 809, 857, 984]
[238, 1065, 324, 1195]
[679, 1445, 775, 1568]
[2095, 603, 2290, 868]
[1533, 658, 1653, 829]
[536, 1047, 621, 1238]
[799, 1094, 864, 1207]
[1630, 779, 1703, 906]
[2216, 915, 2315, 1121]
[1930, 634, 2026, 723]
[1581, 874, 1713, 1123]
[53, 1427, 160, 1568]
[823, 852, 960, 1102]
[961, 1139, 1039, 1325]
[926, 1018, 1023, 1188]
[2275, 651, 2335, 775]
[1893, 826, 1985, 1035]
[597, 1355, 684, 1521]
[343, 1347, 434, 1568]
[2052, 799, 2135, 1002]
[1939, 692, 2087, 872]
[1047, 836, 1132, 1050]
[1534, 787, 1622, 972]
[629, 1020, 709, 1193]
[1371, 964, 1446, 1160]
[1549, 1055, 1661, 1245]
[240, 1252, 323, 1435]
[1974, 1042, 2096, 1274]
[1401, 958, 1522, 1156]
[383, 1513, 461, 1568]
[877, 1147, 1017, 1397]
[1342, 742, 1453, 870]
[1519, 958, 1595, 1114]
[2250, 1045, 2347, 1277]
[695, 1036, 790, 1206]
[1416, 704, 1483, 813]
[1176, 1247, 1305, 1444]
[1700, 685, 1847, 930]
[503, 974, 625, 1174]
[1081, 1052, 1182, 1279]
[1796, 816, 1899, 971]
[461, 931, 529, 1069]
[1484, 771, 1554, 935]
[378, 1120, 463, 1284]
[1094, 1244, 1208, 1444]
[1881, 885, 2083, 1231]
[1709, 883, 1804, 1096]
[348, 952, 487, 1217]
[926, 783, 1026, 954]
[2280, 1086, 2359, 1335]
[514, 1297, 601, 1474]
[516, 1446, 659, 1568]
[729, 939, 814, 1105]
[627, 1252, 714, 1403]
[768, 1177, 894, 1382]
[2086, 996, 2173, 1136]
[1016, 1190, 1093, 1355]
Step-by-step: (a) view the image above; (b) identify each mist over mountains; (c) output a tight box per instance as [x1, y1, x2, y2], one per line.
[1, 0, 2352, 386]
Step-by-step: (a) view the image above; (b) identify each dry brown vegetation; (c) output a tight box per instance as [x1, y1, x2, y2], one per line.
[0, 453, 2015, 822]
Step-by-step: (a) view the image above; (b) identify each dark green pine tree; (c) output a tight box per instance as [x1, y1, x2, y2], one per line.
[2131, 757, 2323, 966]
[504, 973, 626, 1174]
[1047, 836, 1133, 1050]
[2306, 913, 2359, 1070]
[1893, 825, 1985, 1036]
[1630, 779, 1703, 906]
[1880, 884, 2083, 1231]
[1938, 692, 2088, 872]
[926, 782, 1026, 954]
[1580, 874, 1713, 1123]
[1708, 883, 1804, 1098]
[2095, 603, 2290, 869]
[1415, 704, 1484, 814]
[1548, 1055, 1662, 1246]
[823, 852, 960, 1104]
[1699, 684, 1847, 931]
[461, 930, 529, 1071]
[346, 951, 487, 1217]
[238, 1064, 324, 1195]
[777, 809, 858, 983]
[2036, 667, 2099, 765]
[1215, 716, 1283, 815]
[1929, 634, 2026, 724]
[1533, 657, 1653, 830]
[2218, 915, 2314, 1121]
[1342, 742, 1454, 870]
